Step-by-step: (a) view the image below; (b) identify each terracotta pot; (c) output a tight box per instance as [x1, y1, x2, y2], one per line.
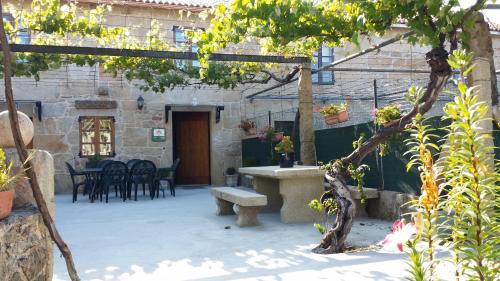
[0, 189, 15, 220]
[244, 127, 257, 136]
[324, 110, 349, 125]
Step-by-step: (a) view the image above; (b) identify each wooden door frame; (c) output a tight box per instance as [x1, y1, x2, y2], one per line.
[172, 111, 212, 185]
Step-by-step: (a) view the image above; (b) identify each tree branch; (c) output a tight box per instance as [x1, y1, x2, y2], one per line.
[339, 47, 452, 168]
[0, 0, 80, 280]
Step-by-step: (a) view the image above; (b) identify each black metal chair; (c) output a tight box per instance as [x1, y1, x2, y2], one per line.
[98, 160, 113, 168]
[66, 162, 87, 203]
[128, 160, 157, 201]
[126, 159, 140, 169]
[99, 161, 129, 203]
[155, 158, 180, 198]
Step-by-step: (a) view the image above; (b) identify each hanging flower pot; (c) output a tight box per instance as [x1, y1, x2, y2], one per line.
[0, 189, 15, 220]
[245, 127, 257, 136]
[279, 153, 294, 168]
[324, 110, 349, 125]
[317, 103, 349, 125]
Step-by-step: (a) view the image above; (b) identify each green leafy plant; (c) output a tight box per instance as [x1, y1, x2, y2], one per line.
[439, 50, 498, 281]
[309, 197, 338, 235]
[347, 163, 370, 204]
[86, 154, 104, 166]
[404, 113, 440, 279]
[274, 136, 294, 154]
[0, 147, 26, 192]
[225, 167, 237, 175]
[374, 105, 402, 126]
[405, 237, 426, 281]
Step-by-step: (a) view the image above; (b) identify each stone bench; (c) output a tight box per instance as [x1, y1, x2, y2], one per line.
[211, 187, 267, 227]
[347, 185, 379, 217]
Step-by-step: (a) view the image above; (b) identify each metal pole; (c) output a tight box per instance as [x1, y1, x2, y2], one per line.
[373, 79, 385, 191]
[268, 110, 272, 126]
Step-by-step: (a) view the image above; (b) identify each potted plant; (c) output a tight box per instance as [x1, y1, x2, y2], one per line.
[85, 154, 104, 168]
[238, 119, 256, 135]
[224, 167, 238, 187]
[318, 103, 349, 125]
[373, 105, 402, 127]
[258, 126, 283, 165]
[275, 136, 294, 168]
[0, 147, 25, 220]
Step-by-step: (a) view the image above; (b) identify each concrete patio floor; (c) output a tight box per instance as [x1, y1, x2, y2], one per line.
[52, 187, 433, 281]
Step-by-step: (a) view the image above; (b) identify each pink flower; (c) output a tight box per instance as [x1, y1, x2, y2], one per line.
[272, 133, 283, 142]
[379, 219, 416, 252]
[313, 105, 322, 113]
[371, 108, 378, 116]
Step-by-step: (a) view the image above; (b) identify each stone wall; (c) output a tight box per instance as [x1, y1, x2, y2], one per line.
[0, 207, 53, 281]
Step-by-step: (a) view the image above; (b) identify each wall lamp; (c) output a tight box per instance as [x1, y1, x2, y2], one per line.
[137, 95, 145, 110]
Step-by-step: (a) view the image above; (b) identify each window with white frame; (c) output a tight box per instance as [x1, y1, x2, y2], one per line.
[312, 45, 334, 84]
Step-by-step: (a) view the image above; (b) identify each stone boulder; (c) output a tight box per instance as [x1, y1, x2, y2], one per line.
[0, 110, 34, 148]
[0, 207, 53, 281]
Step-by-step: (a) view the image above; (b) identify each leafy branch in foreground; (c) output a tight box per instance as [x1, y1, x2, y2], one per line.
[403, 50, 499, 281]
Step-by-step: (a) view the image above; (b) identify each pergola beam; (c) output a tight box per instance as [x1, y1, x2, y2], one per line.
[4, 44, 309, 64]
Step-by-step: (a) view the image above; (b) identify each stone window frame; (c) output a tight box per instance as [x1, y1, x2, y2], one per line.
[2, 13, 30, 44]
[312, 44, 335, 85]
[78, 116, 116, 157]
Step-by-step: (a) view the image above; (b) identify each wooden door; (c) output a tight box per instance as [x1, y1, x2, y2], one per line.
[173, 112, 210, 185]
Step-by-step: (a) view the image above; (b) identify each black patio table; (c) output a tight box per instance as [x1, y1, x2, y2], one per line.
[82, 167, 103, 203]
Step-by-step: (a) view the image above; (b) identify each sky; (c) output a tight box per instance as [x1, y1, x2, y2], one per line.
[460, 0, 500, 24]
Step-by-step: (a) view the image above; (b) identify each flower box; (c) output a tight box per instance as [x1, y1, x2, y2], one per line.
[324, 110, 349, 125]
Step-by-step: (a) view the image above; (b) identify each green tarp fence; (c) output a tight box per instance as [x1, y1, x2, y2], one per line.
[242, 118, 500, 194]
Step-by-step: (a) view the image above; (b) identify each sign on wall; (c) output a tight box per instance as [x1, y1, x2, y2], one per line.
[152, 128, 166, 142]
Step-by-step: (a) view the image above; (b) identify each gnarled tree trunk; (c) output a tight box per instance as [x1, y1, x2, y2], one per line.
[0, 0, 80, 280]
[312, 47, 452, 254]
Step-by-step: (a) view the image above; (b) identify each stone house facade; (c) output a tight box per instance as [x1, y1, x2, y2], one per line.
[1, 0, 499, 193]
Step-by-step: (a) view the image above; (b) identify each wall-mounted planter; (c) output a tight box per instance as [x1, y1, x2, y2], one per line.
[324, 110, 349, 125]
